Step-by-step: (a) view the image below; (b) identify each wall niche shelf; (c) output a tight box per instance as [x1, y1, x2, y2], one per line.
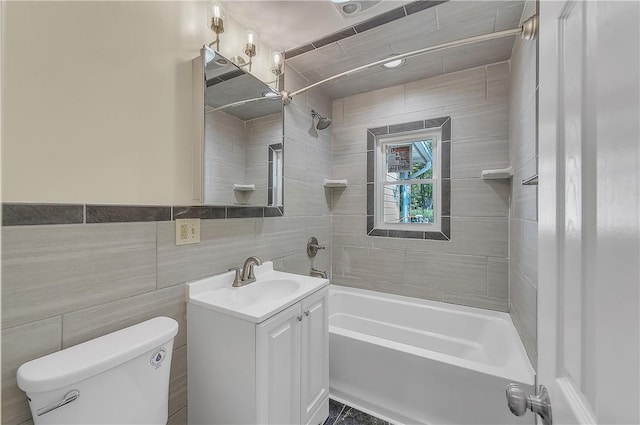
[233, 184, 255, 192]
[324, 179, 348, 188]
[481, 166, 513, 180]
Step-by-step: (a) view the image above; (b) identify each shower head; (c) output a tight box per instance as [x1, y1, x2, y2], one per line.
[311, 110, 331, 130]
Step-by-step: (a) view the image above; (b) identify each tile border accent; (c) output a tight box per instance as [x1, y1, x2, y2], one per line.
[2, 203, 84, 226]
[284, 1, 445, 59]
[366, 116, 452, 240]
[2, 203, 284, 226]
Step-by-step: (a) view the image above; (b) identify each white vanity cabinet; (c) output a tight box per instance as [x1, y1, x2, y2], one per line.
[188, 281, 329, 425]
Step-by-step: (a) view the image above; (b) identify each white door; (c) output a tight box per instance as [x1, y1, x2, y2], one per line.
[256, 303, 302, 424]
[538, 1, 640, 423]
[300, 288, 329, 424]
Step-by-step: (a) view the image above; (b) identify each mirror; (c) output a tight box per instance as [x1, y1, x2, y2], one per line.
[195, 46, 284, 207]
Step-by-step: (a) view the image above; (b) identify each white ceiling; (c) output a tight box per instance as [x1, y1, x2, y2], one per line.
[222, 1, 525, 100]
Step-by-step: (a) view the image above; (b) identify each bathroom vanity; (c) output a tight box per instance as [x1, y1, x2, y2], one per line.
[186, 262, 329, 425]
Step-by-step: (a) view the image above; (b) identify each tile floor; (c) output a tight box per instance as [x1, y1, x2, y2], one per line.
[324, 399, 391, 425]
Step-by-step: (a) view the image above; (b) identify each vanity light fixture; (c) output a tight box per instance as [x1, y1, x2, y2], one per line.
[231, 27, 259, 72]
[208, 1, 225, 51]
[270, 46, 284, 76]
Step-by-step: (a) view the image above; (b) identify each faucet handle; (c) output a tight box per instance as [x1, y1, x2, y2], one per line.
[228, 267, 242, 287]
[247, 264, 256, 280]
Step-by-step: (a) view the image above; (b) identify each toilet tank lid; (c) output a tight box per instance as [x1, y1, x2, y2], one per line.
[17, 316, 179, 393]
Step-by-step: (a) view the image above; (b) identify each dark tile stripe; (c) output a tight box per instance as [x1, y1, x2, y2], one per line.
[354, 7, 407, 33]
[425, 231, 449, 241]
[389, 120, 425, 134]
[441, 141, 451, 178]
[425, 116, 448, 129]
[86, 205, 171, 223]
[366, 151, 375, 183]
[227, 206, 264, 219]
[2, 203, 83, 226]
[442, 118, 452, 141]
[264, 207, 284, 217]
[388, 230, 424, 239]
[367, 184, 374, 216]
[441, 178, 451, 216]
[369, 126, 389, 136]
[367, 131, 375, 151]
[405, 0, 447, 16]
[173, 206, 226, 220]
[284, 44, 315, 59]
[312, 27, 357, 48]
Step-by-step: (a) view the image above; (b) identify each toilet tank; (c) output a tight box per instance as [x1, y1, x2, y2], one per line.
[17, 317, 179, 425]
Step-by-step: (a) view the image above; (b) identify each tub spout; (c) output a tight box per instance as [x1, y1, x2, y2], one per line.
[310, 268, 327, 279]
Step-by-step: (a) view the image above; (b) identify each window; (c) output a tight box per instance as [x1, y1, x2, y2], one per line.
[366, 117, 451, 240]
[376, 131, 441, 231]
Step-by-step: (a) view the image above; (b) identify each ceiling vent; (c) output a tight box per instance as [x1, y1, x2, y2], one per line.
[332, 0, 383, 18]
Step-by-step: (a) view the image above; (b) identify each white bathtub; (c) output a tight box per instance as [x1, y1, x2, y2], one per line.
[329, 286, 535, 425]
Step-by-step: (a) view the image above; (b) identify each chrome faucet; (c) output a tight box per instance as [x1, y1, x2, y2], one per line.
[229, 256, 263, 287]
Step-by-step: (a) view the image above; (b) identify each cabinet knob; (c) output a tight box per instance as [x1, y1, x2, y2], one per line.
[297, 316, 303, 321]
[304, 311, 310, 316]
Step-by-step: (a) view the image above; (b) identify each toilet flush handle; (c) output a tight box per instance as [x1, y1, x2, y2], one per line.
[36, 389, 80, 417]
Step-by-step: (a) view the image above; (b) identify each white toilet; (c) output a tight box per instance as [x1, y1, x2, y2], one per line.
[17, 316, 179, 425]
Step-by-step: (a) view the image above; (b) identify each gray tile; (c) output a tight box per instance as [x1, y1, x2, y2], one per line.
[331, 184, 366, 216]
[451, 138, 510, 179]
[510, 261, 538, 365]
[2, 223, 157, 329]
[443, 292, 509, 312]
[510, 218, 538, 286]
[488, 257, 509, 299]
[405, 252, 487, 295]
[342, 246, 405, 285]
[169, 345, 187, 417]
[369, 126, 389, 136]
[156, 219, 256, 288]
[367, 131, 375, 151]
[62, 285, 187, 349]
[86, 205, 171, 223]
[256, 217, 307, 260]
[369, 281, 444, 302]
[2, 203, 83, 226]
[444, 217, 508, 258]
[367, 151, 374, 183]
[451, 179, 510, 217]
[2, 318, 62, 425]
[511, 158, 538, 221]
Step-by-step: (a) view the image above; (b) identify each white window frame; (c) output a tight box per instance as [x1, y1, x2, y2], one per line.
[375, 129, 442, 232]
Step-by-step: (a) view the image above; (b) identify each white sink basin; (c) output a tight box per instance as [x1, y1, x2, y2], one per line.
[186, 262, 329, 323]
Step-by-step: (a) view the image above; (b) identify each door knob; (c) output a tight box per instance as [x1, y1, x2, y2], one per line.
[506, 383, 552, 425]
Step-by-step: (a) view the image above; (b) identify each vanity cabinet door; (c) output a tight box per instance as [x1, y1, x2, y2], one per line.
[256, 303, 302, 425]
[300, 287, 329, 424]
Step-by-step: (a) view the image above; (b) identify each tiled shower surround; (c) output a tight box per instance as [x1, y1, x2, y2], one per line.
[3, 58, 528, 424]
[1, 65, 333, 425]
[331, 61, 512, 311]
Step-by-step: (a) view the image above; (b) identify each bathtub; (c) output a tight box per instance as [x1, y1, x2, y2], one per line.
[329, 286, 535, 425]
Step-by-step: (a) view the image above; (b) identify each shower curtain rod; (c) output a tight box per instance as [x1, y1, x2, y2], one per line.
[281, 14, 538, 104]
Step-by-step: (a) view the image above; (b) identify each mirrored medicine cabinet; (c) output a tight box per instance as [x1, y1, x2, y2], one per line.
[192, 46, 284, 208]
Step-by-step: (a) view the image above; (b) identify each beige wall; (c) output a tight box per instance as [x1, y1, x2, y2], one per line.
[508, 0, 538, 368]
[1, 1, 276, 205]
[331, 63, 511, 311]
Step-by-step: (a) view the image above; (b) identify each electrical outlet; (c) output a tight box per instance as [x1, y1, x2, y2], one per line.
[175, 219, 200, 245]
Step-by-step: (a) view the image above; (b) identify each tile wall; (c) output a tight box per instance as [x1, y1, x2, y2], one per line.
[0, 64, 333, 425]
[331, 61, 511, 311]
[508, 0, 539, 367]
